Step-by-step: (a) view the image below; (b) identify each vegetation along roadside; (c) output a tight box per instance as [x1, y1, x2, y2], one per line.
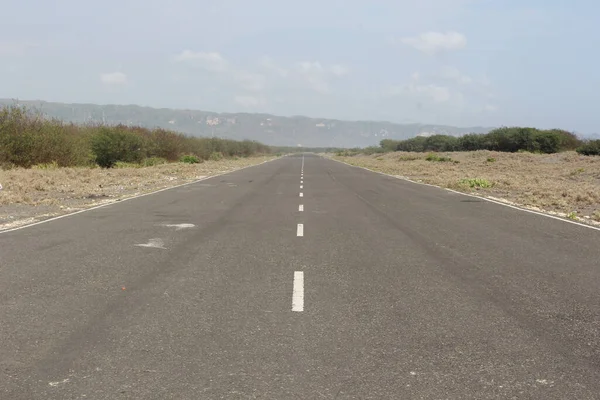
[332, 129, 600, 226]
[0, 105, 276, 230]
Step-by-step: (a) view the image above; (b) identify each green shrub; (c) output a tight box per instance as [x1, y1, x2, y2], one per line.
[379, 139, 401, 152]
[0, 105, 271, 169]
[460, 178, 493, 188]
[576, 140, 600, 156]
[363, 146, 385, 155]
[381, 126, 581, 155]
[32, 161, 60, 170]
[397, 155, 421, 161]
[91, 127, 144, 168]
[424, 135, 459, 152]
[426, 153, 453, 162]
[486, 157, 496, 163]
[396, 136, 427, 152]
[458, 134, 488, 151]
[570, 168, 585, 176]
[142, 157, 168, 167]
[180, 154, 201, 164]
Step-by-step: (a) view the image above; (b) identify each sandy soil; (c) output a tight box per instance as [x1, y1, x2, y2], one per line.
[331, 150, 600, 226]
[0, 156, 275, 231]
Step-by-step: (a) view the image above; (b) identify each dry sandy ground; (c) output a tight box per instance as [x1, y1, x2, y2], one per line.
[0, 156, 275, 231]
[332, 150, 600, 226]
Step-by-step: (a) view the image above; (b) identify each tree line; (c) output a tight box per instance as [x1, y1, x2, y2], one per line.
[0, 105, 272, 169]
[375, 127, 599, 155]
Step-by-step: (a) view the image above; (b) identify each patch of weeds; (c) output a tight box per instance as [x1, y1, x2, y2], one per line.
[459, 178, 494, 189]
[142, 157, 168, 167]
[486, 157, 496, 163]
[569, 168, 585, 176]
[180, 154, 201, 164]
[426, 153, 454, 162]
[209, 152, 224, 161]
[397, 155, 421, 162]
[592, 210, 600, 221]
[114, 161, 141, 168]
[336, 150, 360, 157]
[32, 161, 60, 170]
[566, 211, 578, 220]
[0, 162, 17, 170]
[376, 156, 384, 161]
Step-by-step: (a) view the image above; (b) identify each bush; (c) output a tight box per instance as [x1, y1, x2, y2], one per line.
[209, 151, 224, 161]
[376, 126, 581, 155]
[0, 105, 91, 167]
[576, 140, 600, 156]
[458, 134, 488, 151]
[396, 136, 427, 152]
[0, 105, 271, 169]
[91, 127, 145, 168]
[379, 139, 401, 152]
[424, 135, 459, 152]
[363, 146, 385, 155]
[180, 154, 201, 164]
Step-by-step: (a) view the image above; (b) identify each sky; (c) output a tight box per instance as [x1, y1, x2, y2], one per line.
[1, 0, 599, 134]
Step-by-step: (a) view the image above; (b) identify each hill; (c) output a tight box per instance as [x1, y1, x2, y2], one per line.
[0, 99, 493, 148]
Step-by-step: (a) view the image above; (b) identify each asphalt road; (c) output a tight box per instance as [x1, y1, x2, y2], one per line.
[1, 153, 600, 399]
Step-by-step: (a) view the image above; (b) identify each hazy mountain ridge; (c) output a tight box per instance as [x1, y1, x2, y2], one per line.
[0, 99, 495, 147]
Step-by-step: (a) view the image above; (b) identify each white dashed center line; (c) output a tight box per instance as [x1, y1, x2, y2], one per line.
[292, 271, 304, 312]
[294, 157, 305, 312]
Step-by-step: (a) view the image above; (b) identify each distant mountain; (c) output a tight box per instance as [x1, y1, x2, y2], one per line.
[0, 99, 494, 148]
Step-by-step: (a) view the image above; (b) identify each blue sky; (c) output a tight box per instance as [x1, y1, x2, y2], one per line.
[1, 0, 599, 134]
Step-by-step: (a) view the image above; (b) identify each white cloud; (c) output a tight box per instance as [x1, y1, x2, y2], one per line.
[299, 61, 323, 73]
[400, 31, 467, 55]
[484, 104, 497, 112]
[0, 40, 38, 56]
[100, 72, 127, 85]
[330, 64, 349, 77]
[438, 66, 472, 84]
[259, 57, 288, 77]
[387, 72, 452, 103]
[234, 95, 266, 107]
[174, 50, 228, 72]
[406, 83, 452, 102]
[296, 60, 349, 93]
[298, 61, 348, 76]
[233, 71, 266, 92]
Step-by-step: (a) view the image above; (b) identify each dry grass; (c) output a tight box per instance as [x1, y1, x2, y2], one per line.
[332, 151, 600, 225]
[0, 156, 275, 230]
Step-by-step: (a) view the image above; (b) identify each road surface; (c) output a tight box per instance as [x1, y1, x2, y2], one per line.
[1, 153, 600, 399]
